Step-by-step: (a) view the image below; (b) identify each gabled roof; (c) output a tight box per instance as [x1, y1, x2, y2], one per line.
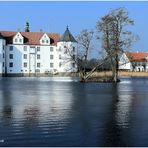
[0, 31, 60, 46]
[60, 27, 77, 42]
[125, 52, 148, 62]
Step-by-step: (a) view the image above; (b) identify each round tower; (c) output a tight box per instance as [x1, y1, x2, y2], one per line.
[57, 26, 77, 73]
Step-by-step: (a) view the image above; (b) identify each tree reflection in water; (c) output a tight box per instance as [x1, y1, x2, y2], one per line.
[102, 81, 134, 147]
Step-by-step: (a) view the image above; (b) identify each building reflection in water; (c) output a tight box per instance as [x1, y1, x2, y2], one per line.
[23, 106, 39, 128]
[14, 79, 75, 129]
[0, 79, 13, 126]
[115, 81, 133, 128]
[0, 77, 142, 146]
[0, 78, 77, 146]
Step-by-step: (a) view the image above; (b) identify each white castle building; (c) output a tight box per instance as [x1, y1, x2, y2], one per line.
[0, 23, 77, 76]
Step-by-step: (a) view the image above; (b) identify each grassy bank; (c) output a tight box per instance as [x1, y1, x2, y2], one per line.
[91, 71, 148, 77]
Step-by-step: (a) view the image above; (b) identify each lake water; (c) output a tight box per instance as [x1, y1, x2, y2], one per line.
[0, 77, 148, 146]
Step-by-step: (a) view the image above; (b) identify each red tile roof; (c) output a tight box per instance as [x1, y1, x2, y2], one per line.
[0, 31, 60, 46]
[125, 52, 148, 62]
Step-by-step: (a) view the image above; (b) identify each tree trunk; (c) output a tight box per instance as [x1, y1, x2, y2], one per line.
[112, 53, 119, 83]
[113, 68, 118, 83]
[79, 72, 86, 82]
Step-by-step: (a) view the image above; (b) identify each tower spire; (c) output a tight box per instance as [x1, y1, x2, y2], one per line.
[60, 26, 77, 42]
[25, 21, 30, 32]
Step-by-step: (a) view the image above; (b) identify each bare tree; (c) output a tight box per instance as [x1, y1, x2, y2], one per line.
[96, 7, 138, 82]
[60, 29, 94, 81]
[76, 29, 94, 81]
[62, 29, 117, 82]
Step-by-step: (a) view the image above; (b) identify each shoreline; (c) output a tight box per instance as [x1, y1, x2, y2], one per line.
[1, 71, 148, 78]
[92, 71, 148, 77]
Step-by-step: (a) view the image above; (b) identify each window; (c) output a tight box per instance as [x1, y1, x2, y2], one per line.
[46, 40, 48, 43]
[9, 62, 13, 67]
[9, 54, 13, 59]
[24, 62, 27, 67]
[35, 69, 40, 73]
[73, 55, 76, 60]
[24, 54, 27, 59]
[50, 55, 54, 60]
[19, 39, 22, 42]
[59, 54, 61, 59]
[50, 47, 53, 52]
[59, 47, 61, 51]
[15, 39, 17, 42]
[59, 62, 62, 67]
[50, 63, 54, 68]
[42, 40, 44, 43]
[37, 47, 40, 51]
[3, 53, 4, 58]
[3, 45, 5, 50]
[73, 47, 75, 52]
[10, 46, 13, 51]
[24, 46, 27, 51]
[37, 54, 40, 59]
[72, 63, 75, 68]
[37, 63, 40, 68]
[64, 49, 67, 54]
[3, 62, 4, 67]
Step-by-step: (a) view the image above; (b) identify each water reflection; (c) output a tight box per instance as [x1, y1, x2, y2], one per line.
[0, 77, 148, 146]
[23, 106, 39, 127]
[115, 82, 133, 128]
[0, 79, 13, 126]
[0, 78, 77, 146]
[102, 80, 134, 146]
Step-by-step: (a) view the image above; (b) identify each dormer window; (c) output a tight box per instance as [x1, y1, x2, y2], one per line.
[13, 32, 23, 44]
[40, 33, 50, 45]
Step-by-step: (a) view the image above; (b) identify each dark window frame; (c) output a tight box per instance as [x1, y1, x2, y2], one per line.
[9, 62, 13, 67]
[37, 63, 40, 68]
[9, 54, 13, 59]
[24, 62, 27, 67]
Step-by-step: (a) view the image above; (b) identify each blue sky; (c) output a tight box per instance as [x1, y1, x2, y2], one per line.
[0, 1, 148, 57]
